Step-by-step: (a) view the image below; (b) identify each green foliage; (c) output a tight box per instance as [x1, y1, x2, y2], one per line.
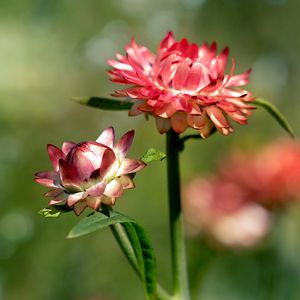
[253, 98, 295, 138]
[73, 96, 133, 110]
[67, 210, 135, 238]
[67, 210, 159, 300]
[38, 205, 71, 217]
[141, 148, 166, 164]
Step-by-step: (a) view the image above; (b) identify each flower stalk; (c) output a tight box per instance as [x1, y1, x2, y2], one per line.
[166, 130, 190, 300]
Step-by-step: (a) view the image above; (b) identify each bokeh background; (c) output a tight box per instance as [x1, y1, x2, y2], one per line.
[1, 0, 300, 299]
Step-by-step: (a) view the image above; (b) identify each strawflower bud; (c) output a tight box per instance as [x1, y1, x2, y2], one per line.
[34, 127, 146, 215]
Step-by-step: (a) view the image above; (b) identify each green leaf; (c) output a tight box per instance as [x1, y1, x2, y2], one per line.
[141, 148, 166, 164]
[67, 210, 135, 239]
[67, 210, 158, 299]
[117, 222, 157, 299]
[38, 205, 71, 218]
[253, 98, 295, 138]
[130, 223, 157, 298]
[73, 96, 133, 111]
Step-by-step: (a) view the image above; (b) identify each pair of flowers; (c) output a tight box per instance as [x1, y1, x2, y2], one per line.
[35, 32, 254, 215]
[183, 140, 300, 248]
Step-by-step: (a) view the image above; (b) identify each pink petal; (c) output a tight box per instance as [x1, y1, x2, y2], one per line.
[86, 196, 102, 210]
[104, 179, 124, 197]
[99, 148, 118, 179]
[160, 54, 177, 86]
[187, 114, 206, 129]
[100, 195, 116, 206]
[118, 176, 135, 190]
[44, 188, 63, 197]
[172, 58, 190, 90]
[159, 31, 175, 49]
[154, 102, 176, 118]
[62, 142, 76, 156]
[58, 159, 82, 189]
[65, 142, 109, 183]
[87, 181, 106, 197]
[96, 127, 115, 148]
[117, 158, 146, 176]
[129, 101, 144, 116]
[115, 130, 135, 159]
[48, 199, 66, 205]
[107, 59, 133, 71]
[156, 117, 171, 133]
[205, 106, 230, 128]
[170, 112, 188, 133]
[67, 192, 87, 206]
[73, 201, 87, 216]
[184, 63, 203, 91]
[47, 144, 64, 171]
[198, 119, 215, 138]
[34, 171, 58, 187]
[48, 192, 68, 205]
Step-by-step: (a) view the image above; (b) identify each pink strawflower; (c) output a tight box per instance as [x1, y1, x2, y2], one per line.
[108, 32, 255, 137]
[34, 127, 146, 215]
[183, 139, 300, 248]
[219, 140, 300, 208]
[183, 178, 270, 249]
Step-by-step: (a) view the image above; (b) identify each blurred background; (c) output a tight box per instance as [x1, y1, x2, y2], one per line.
[1, 0, 300, 299]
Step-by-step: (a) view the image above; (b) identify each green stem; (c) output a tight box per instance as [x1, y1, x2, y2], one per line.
[166, 130, 190, 300]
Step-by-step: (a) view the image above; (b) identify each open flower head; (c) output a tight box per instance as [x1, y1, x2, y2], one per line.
[34, 127, 146, 215]
[108, 32, 255, 137]
[183, 178, 270, 249]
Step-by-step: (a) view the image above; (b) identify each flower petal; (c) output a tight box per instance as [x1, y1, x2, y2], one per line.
[34, 171, 59, 187]
[172, 58, 190, 90]
[67, 192, 87, 206]
[47, 144, 64, 171]
[96, 127, 115, 148]
[104, 179, 124, 197]
[73, 201, 87, 216]
[170, 112, 188, 133]
[87, 181, 106, 197]
[118, 176, 135, 190]
[86, 196, 102, 210]
[62, 142, 76, 156]
[117, 158, 146, 176]
[115, 130, 135, 159]
[100, 195, 116, 206]
[156, 117, 171, 134]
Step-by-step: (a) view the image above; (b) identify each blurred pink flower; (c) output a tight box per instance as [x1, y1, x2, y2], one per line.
[108, 32, 254, 137]
[183, 178, 271, 249]
[219, 140, 300, 208]
[183, 140, 300, 248]
[35, 127, 146, 215]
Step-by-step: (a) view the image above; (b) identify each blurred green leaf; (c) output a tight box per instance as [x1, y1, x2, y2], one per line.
[73, 96, 133, 110]
[67, 210, 135, 239]
[141, 148, 166, 163]
[38, 205, 71, 218]
[253, 98, 295, 138]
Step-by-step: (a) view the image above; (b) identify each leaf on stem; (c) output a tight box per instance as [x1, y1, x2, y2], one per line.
[67, 209, 159, 299]
[141, 148, 166, 163]
[73, 96, 133, 111]
[67, 210, 135, 239]
[253, 98, 295, 138]
[39, 205, 72, 218]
